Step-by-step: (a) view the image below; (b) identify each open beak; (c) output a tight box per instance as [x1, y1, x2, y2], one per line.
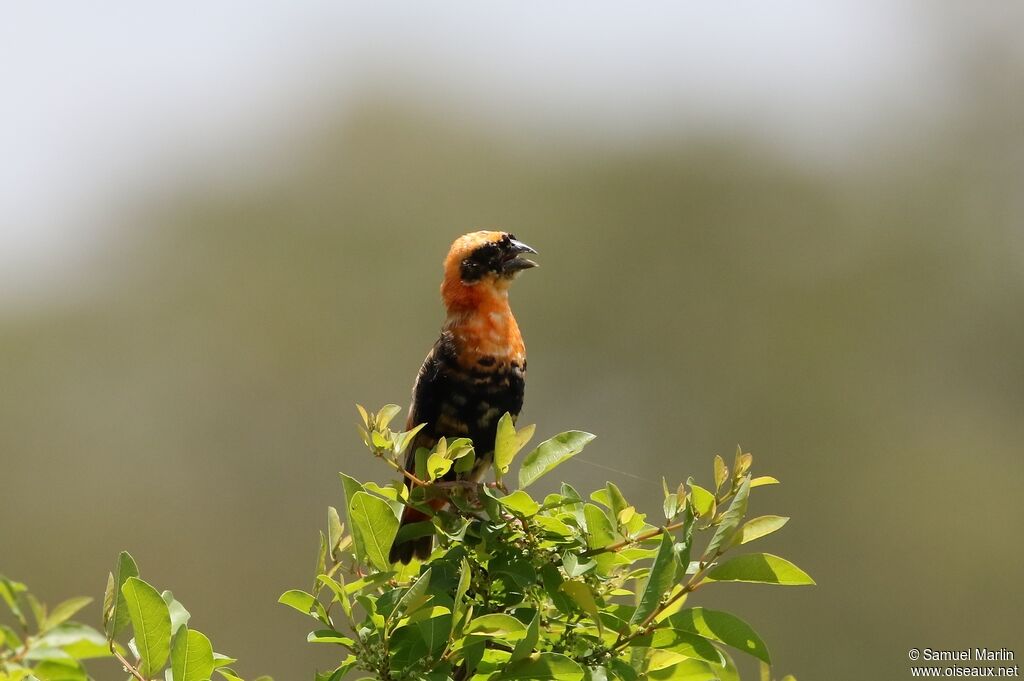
[504, 239, 538, 273]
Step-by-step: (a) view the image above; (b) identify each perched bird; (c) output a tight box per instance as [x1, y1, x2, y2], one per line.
[389, 231, 538, 564]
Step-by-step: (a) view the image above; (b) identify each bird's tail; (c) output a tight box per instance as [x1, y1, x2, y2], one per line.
[389, 505, 433, 564]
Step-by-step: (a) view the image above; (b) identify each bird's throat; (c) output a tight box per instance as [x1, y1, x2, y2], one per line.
[444, 292, 525, 367]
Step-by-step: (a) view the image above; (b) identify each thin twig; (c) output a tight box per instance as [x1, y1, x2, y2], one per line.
[579, 482, 740, 558]
[379, 455, 428, 487]
[580, 521, 685, 557]
[110, 645, 149, 681]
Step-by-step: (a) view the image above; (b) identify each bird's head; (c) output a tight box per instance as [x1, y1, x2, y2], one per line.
[441, 230, 537, 311]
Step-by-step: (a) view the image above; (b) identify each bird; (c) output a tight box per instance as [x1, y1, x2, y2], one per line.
[389, 230, 538, 564]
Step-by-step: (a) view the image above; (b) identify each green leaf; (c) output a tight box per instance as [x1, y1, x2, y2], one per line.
[427, 453, 453, 480]
[713, 455, 729, 492]
[498, 490, 541, 517]
[37, 622, 111, 660]
[327, 507, 344, 559]
[670, 608, 771, 664]
[212, 652, 237, 668]
[670, 505, 696, 577]
[307, 629, 356, 648]
[627, 628, 723, 665]
[390, 612, 451, 668]
[349, 490, 401, 571]
[582, 504, 619, 575]
[104, 551, 139, 640]
[446, 437, 475, 461]
[706, 554, 815, 586]
[608, 658, 639, 681]
[464, 614, 528, 640]
[750, 476, 779, 488]
[121, 577, 171, 678]
[278, 590, 326, 621]
[686, 481, 715, 518]
[318, 574, 353, 620]
[161, 591, 191, 636]
[510, 613, 540, 663]
[362, 482, 404, 519]
[518, 431, 595, 489]
[453, 559, 471, 632]
[493, 556, 537, 589]
[662, 484, 679, 521]
[102, 572, 115, 634]
[339, 473, 364, 509]
[715, 648, 742, 681]
[314, 532, 329, 591]
[343, 571, 394, 596]
[631, 533, 677, 625]
[737, 516, 789, 546]
[561, 552, 597, 578]
[493, 652, 584, 681]
[534, 515, 574, 538]
[27, 659, 88, 681]
[339, 474, 369, 568]
[494, 413, 536, 479]
[732, 447, 752, 478]
[171, 628, 215, 681]
[27, 593, 46, 631]
[704, 476, 750, 558]
[375, 404, 403, 430]
[604, 482, 629, 520]
[582, 504, 616, 550]
[560, 483, 582, 502]
[558, 582, 602, 634]
[394, 568, 433, 619]
[322, 657, 357, 681]
[414, 447, 430, 482]
[1, 580, 25, 620]
[453, 450, 476, 474]
[216, 667, 245, 681]
[0, 576, 27, 628]
[41, 597, 91, 633]
[393, 423, 427, 457]
[646, 658, 717, 680]
[1, 623, 22, 649]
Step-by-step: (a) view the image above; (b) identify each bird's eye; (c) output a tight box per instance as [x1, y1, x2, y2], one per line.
[460, 259, 482, 281]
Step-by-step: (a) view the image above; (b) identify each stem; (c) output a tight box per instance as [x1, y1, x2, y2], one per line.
[380, 455, 428, 487]
[581, 482, 741, 558]
[3, 636, 32, 666]
[110, 644, 149, 681]
[585, 486, 743, 665]
[580, 521, 685, 557]
[599, 548, 722, 662]
[638, 564, 708, 629]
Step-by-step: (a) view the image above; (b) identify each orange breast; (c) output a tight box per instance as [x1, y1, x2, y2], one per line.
[447, 295, 525, 367]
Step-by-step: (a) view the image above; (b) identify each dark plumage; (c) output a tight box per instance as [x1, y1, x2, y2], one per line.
[389, 231, 537, 564]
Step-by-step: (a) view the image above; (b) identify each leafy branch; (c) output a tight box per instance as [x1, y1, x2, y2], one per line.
[282, 404, 814, 681]
[1, 554, 267, 681]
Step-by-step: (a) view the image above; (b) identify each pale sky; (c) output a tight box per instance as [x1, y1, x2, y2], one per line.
[0, 2, 957, 302]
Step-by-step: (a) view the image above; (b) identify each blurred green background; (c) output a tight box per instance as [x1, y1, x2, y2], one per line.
[2, 4, 1022, 680]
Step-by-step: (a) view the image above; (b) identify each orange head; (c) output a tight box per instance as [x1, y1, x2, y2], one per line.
[441, 231, 538, 313]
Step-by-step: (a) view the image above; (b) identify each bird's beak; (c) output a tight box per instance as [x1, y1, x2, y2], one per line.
[509, 239, 537, 255]
[504, 239, 538, 273]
